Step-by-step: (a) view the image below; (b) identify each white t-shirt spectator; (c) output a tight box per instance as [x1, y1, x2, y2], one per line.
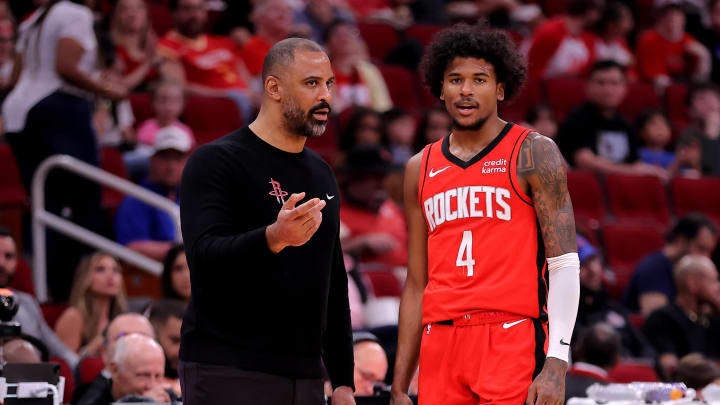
[3, 1, 98, 133]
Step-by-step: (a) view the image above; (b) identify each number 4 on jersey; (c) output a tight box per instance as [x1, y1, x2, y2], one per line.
[456, 230, 475, 277]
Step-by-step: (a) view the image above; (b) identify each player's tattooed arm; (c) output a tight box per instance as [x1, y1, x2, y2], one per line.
[517, 133, 576, 257]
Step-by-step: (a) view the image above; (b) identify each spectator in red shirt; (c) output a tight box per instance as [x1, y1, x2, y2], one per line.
[527, 0, 604, 81]
[635, 3, 711, 92]
[109, 0, 181, 91]
[339, 146, 408, 268]
[158, 0, 254, 121]
[585, 2, 635, 73]
[239, 0, 295, 78]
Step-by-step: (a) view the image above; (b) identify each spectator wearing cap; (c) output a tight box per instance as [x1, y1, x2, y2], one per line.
[573, 235, 654, 358]
[115, 127, 191, 261]
[352, 332, 388, 396]
[339, 146, 408, 268]
[565, 322, 621, 401]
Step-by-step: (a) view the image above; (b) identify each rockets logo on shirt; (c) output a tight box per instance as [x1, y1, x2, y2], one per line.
[423, 186, 512, 232]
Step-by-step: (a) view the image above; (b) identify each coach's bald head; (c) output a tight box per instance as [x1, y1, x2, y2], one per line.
[261, 38, 326, 83]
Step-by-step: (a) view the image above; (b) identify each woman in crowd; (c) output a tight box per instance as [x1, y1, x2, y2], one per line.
[162, 244, 191, 302]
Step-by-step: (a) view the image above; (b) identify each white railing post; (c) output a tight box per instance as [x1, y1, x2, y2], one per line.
[31, 155, 182, 303]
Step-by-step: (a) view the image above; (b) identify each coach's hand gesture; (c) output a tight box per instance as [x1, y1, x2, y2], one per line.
[526, 357, 567, 405]
[266, 192, 326, 253]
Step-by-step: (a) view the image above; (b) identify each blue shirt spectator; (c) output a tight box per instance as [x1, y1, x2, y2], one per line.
[638, 148, 675, 169]
[115, 126, 191, 261]
[624, 251, 675, 311]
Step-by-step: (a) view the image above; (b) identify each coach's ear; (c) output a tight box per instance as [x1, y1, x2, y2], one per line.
[265, 75, 282, 101]
[496, 82, 505, 102]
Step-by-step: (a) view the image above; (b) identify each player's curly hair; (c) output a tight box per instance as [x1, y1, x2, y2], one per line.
[420, 23, 527, 102]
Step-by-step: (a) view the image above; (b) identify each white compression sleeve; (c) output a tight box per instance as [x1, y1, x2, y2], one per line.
[545, 252, 580, 363]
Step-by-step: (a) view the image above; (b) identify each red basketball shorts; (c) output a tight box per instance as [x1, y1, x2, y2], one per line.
[418, 311, 548, 405]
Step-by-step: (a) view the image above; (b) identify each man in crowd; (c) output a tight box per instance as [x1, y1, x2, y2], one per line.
[353, 332, 388, 396]
[116, 127, 190, 261]
[566, 322, 621, 401]
[0, 227, 78, 368]
[149, 299, 185, 394]
[625, 214, 718, 315]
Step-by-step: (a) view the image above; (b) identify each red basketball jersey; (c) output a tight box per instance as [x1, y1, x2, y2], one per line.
[419, 122, 547, 324]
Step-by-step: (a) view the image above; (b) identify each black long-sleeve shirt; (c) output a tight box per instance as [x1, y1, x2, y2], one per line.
[179, 127, 354, 389]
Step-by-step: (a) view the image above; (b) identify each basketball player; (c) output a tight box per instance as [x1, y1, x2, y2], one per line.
[391, 24, 580, 405]
[179, 38, 355, 405]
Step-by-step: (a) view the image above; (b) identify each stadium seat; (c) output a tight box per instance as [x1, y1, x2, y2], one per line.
[129, 92, 153, 128]
[100, 147, 130, 211]
[77, 356, 105, 385]
[150, 5, 173, 36]
[602, 223, 664, 300]
[500, 79, 543, 124]
[670, 177, 720, 227]
[0, 143, 26, 206]
[606, 174, 670, 228]
[182, 96, 243, 145]
[357, 22, 399, 62]
[665, 83, 690, 132]
[544, 77, 586, 122]
[40, 302, 69, 330]
[50, 356, 75, 404]
[405, 25, 446, 47]
[365, 271, 403, 298]
[8, 257, 35, 297]
[378, 65, 421, 112]
[566, 170, 606, 230]
[608, 361, 660, 383]
[619, 81, 661, 123]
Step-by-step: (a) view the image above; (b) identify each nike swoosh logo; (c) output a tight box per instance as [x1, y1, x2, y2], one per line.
[428, 166, 451, 178]
[326, 194, 335, 200]
[502, 319, 527, 329]
[560, 339, 570, 346]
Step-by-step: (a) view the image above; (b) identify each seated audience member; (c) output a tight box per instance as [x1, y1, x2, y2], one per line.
[0, 16, 15, 91]
[635, 3, 711, 91]
[679, 83, 720, 176]
[383, 108, 416, 165]
[523, 104, 558, 140]
[0, 227, 78, 368]
[3, 338, 42, 363]
[76, 334, 170, 405]
[673, 353, 720, 395]
[109, 0, 180, 91]
[115, 127, 190, 261]
[642, 255, 720, 380]
[636, 110, 675, 170]
[294, 0, 355, 43]
[148, 299, 186, 395]
[158, 0, 254, 121]
[574, 236, 654, 358]
[566, 322, 621, 401]
[55, 253, 127, 357]
[625, 214, 718, 315]
[698, 0, 720, 83]
[339, 147, 407, 268]
[526, 0, 603, 81]
[585, 2, 635, 72]
[414, 107, 451, 152]
[325, 20, 392, 114]
[556, 60, 667, 179]
[161, 244, 191, 302]
[339, 108, 385, 154]
[239, 0, 295, 78]
[353, 332, 388, 396]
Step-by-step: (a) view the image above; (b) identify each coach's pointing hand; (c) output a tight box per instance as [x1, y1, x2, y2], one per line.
[266, 192, 326, 253]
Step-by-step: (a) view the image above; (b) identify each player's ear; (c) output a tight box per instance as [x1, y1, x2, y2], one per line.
[439, 82, 445, 101]
[265, 75, 282, 101]
[496, 82, 505, 102]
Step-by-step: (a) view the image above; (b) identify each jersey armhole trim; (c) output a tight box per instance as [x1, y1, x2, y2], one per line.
[418, 143, 433, 206]
[509, 128, 534, 207]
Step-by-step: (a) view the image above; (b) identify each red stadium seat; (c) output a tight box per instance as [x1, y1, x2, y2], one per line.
[378, 65, 420, 112]
[608, 361, 660, 383]
[405, 25, 446, 47]
[670, 177, 720, 227]
[566, 170, 606, 230]
[40, 303, 69, 330]
[365, 271, 403, 298]
[619, 81, 661, 123]
[606, 174, 670, 228]
[77, 356, 105, 385]
[0, 143, 26, 206]
[182, 96, 243, 145]
[129, 92, 153, 128]
[8, 257, 35, 297]
[357, 22, 399, 62]
[100, 147, 129, 211]
[602, 223, 664, 299]
[544, 77, 586, 123]
[150, 5, 173, 36]
[665, 83, 690, 132]
[50, 356, 75, 404]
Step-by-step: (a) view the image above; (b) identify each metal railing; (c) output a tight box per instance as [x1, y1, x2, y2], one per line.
[32, 155, 182, 303]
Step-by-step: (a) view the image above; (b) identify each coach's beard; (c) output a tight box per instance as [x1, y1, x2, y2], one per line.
[282, 98, 331, 138]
